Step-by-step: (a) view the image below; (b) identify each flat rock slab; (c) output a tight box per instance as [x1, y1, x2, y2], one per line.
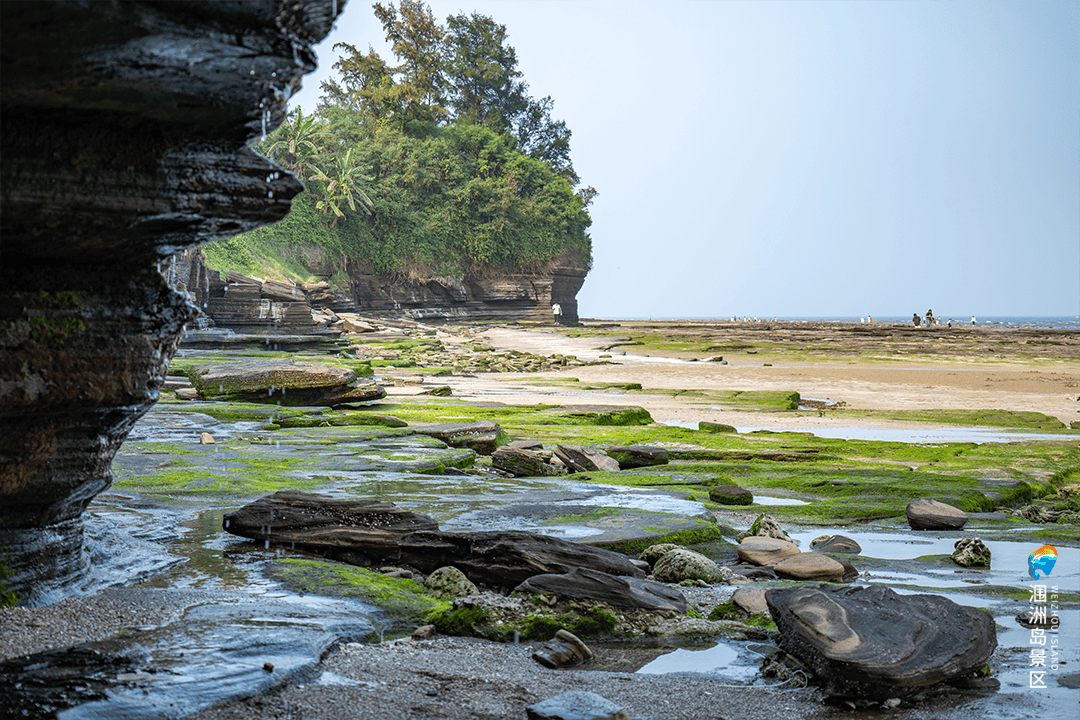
[411, 421, 502, 455]
[516, 567, 687, 613]
[605, 445, 669, 469]
[772, 552, 846, 582]
[223, 490, 440, 552]
[766, 584, 997, 699]
[397, 530, 646, 588]
[224, 493, 646, 589]
[737, 536, 801, 567]
[526, 691, 630, 720]
[468, 497, 729, 554]
[907, 498, 968, 530]
[187, 359, 385, 405]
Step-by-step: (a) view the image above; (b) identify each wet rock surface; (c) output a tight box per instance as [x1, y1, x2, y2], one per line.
[186, 360, 386, 405]
[766, 584, 997, 700]
[516, 567, 687, 612]
[224, 492, 647, 589]
[0, 591, 374, 720]
[906, 498, 969, 531]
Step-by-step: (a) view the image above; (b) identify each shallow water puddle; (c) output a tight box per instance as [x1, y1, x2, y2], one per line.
[787, 529, 1080, 594]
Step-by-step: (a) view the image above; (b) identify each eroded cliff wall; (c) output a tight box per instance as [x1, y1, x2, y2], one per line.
[0, 1, 341, 604]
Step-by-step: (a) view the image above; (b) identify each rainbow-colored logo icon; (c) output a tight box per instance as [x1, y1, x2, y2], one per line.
[1028, 545, 1057, 580]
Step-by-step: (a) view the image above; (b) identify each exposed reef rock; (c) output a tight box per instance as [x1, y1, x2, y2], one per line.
[0, 1, 342, 604]
[165, 248, 587, 329]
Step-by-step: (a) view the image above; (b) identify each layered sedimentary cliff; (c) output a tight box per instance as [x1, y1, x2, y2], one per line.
[166, 248, 587, 331]
[0, 1, 341, 604]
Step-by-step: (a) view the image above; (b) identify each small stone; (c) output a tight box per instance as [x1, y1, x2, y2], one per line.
[263, 662, 274, 672]
[412, 624, 437, 640]
[883, 698, 901, 709]
[532, 630, 594, 670]
[736, 513, 792, 542]
[809, 534, 862, 554]
[951, 537, 991, 567]
[199, 432, 215, 444]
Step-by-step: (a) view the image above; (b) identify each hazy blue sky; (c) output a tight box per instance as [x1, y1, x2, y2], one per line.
[289, 0, 1079, 319]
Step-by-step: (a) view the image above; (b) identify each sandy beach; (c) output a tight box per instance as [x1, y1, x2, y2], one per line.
[454, 322, 1080, 432]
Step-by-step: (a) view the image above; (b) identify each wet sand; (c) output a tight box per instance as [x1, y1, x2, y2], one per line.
[465, 321, 1080, 431]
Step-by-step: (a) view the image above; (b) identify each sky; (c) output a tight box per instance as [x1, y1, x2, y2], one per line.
[288, 0, 1079, 320]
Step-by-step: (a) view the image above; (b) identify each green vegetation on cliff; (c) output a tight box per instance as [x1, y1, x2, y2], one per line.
[206, 1, 593, 285]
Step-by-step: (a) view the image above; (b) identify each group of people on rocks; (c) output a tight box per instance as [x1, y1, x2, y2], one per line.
[913, 310, 973, 327]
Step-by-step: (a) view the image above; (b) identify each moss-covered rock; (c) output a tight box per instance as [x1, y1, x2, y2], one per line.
[639, 543, 681, 567]
[424, 566, 479, 600]
[652, 548, 727, 584]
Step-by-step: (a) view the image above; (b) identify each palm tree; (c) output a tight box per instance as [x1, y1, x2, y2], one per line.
[310, 147, 375, 226]
[265, 108, 325, 180]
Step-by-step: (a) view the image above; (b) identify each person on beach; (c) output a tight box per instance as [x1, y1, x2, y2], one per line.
[972, 316, 976, 325]
[552, 302, 562, 325]
[926, 309, 934, 326]
[913, 313, 921, 327]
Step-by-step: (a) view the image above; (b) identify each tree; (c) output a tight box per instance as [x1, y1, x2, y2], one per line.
[263, 107, 326, 180]
[310, 147, 376, 226]
[516, 96, 577, 185]
[445, 12, 527, 133]
[373, 0, 448, 125]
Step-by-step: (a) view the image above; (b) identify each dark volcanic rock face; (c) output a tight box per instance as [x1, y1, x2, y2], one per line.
[0, 1, 341, 604]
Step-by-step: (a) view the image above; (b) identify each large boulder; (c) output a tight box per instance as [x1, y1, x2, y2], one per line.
[906, 498, 968, 530]
[515, 567, 687, 613]
[766, 584, 997, 699]
[187, 360, 385, 406]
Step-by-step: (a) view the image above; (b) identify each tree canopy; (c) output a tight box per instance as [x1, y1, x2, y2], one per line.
[208, 1, 594, 285]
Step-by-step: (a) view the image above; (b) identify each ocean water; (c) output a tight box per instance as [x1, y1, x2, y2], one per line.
[596, 316, 1080, 329]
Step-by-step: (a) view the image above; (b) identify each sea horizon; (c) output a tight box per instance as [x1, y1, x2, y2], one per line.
[583, 315, 1080, 329]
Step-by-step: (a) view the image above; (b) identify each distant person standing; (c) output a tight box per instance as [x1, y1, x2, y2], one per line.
[552, 302, 562, 325]
[947, 318, 953, 327]
[913, 313, 921, 327]
[971, 316, 976, 325]
[926, 309, 934, 326]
